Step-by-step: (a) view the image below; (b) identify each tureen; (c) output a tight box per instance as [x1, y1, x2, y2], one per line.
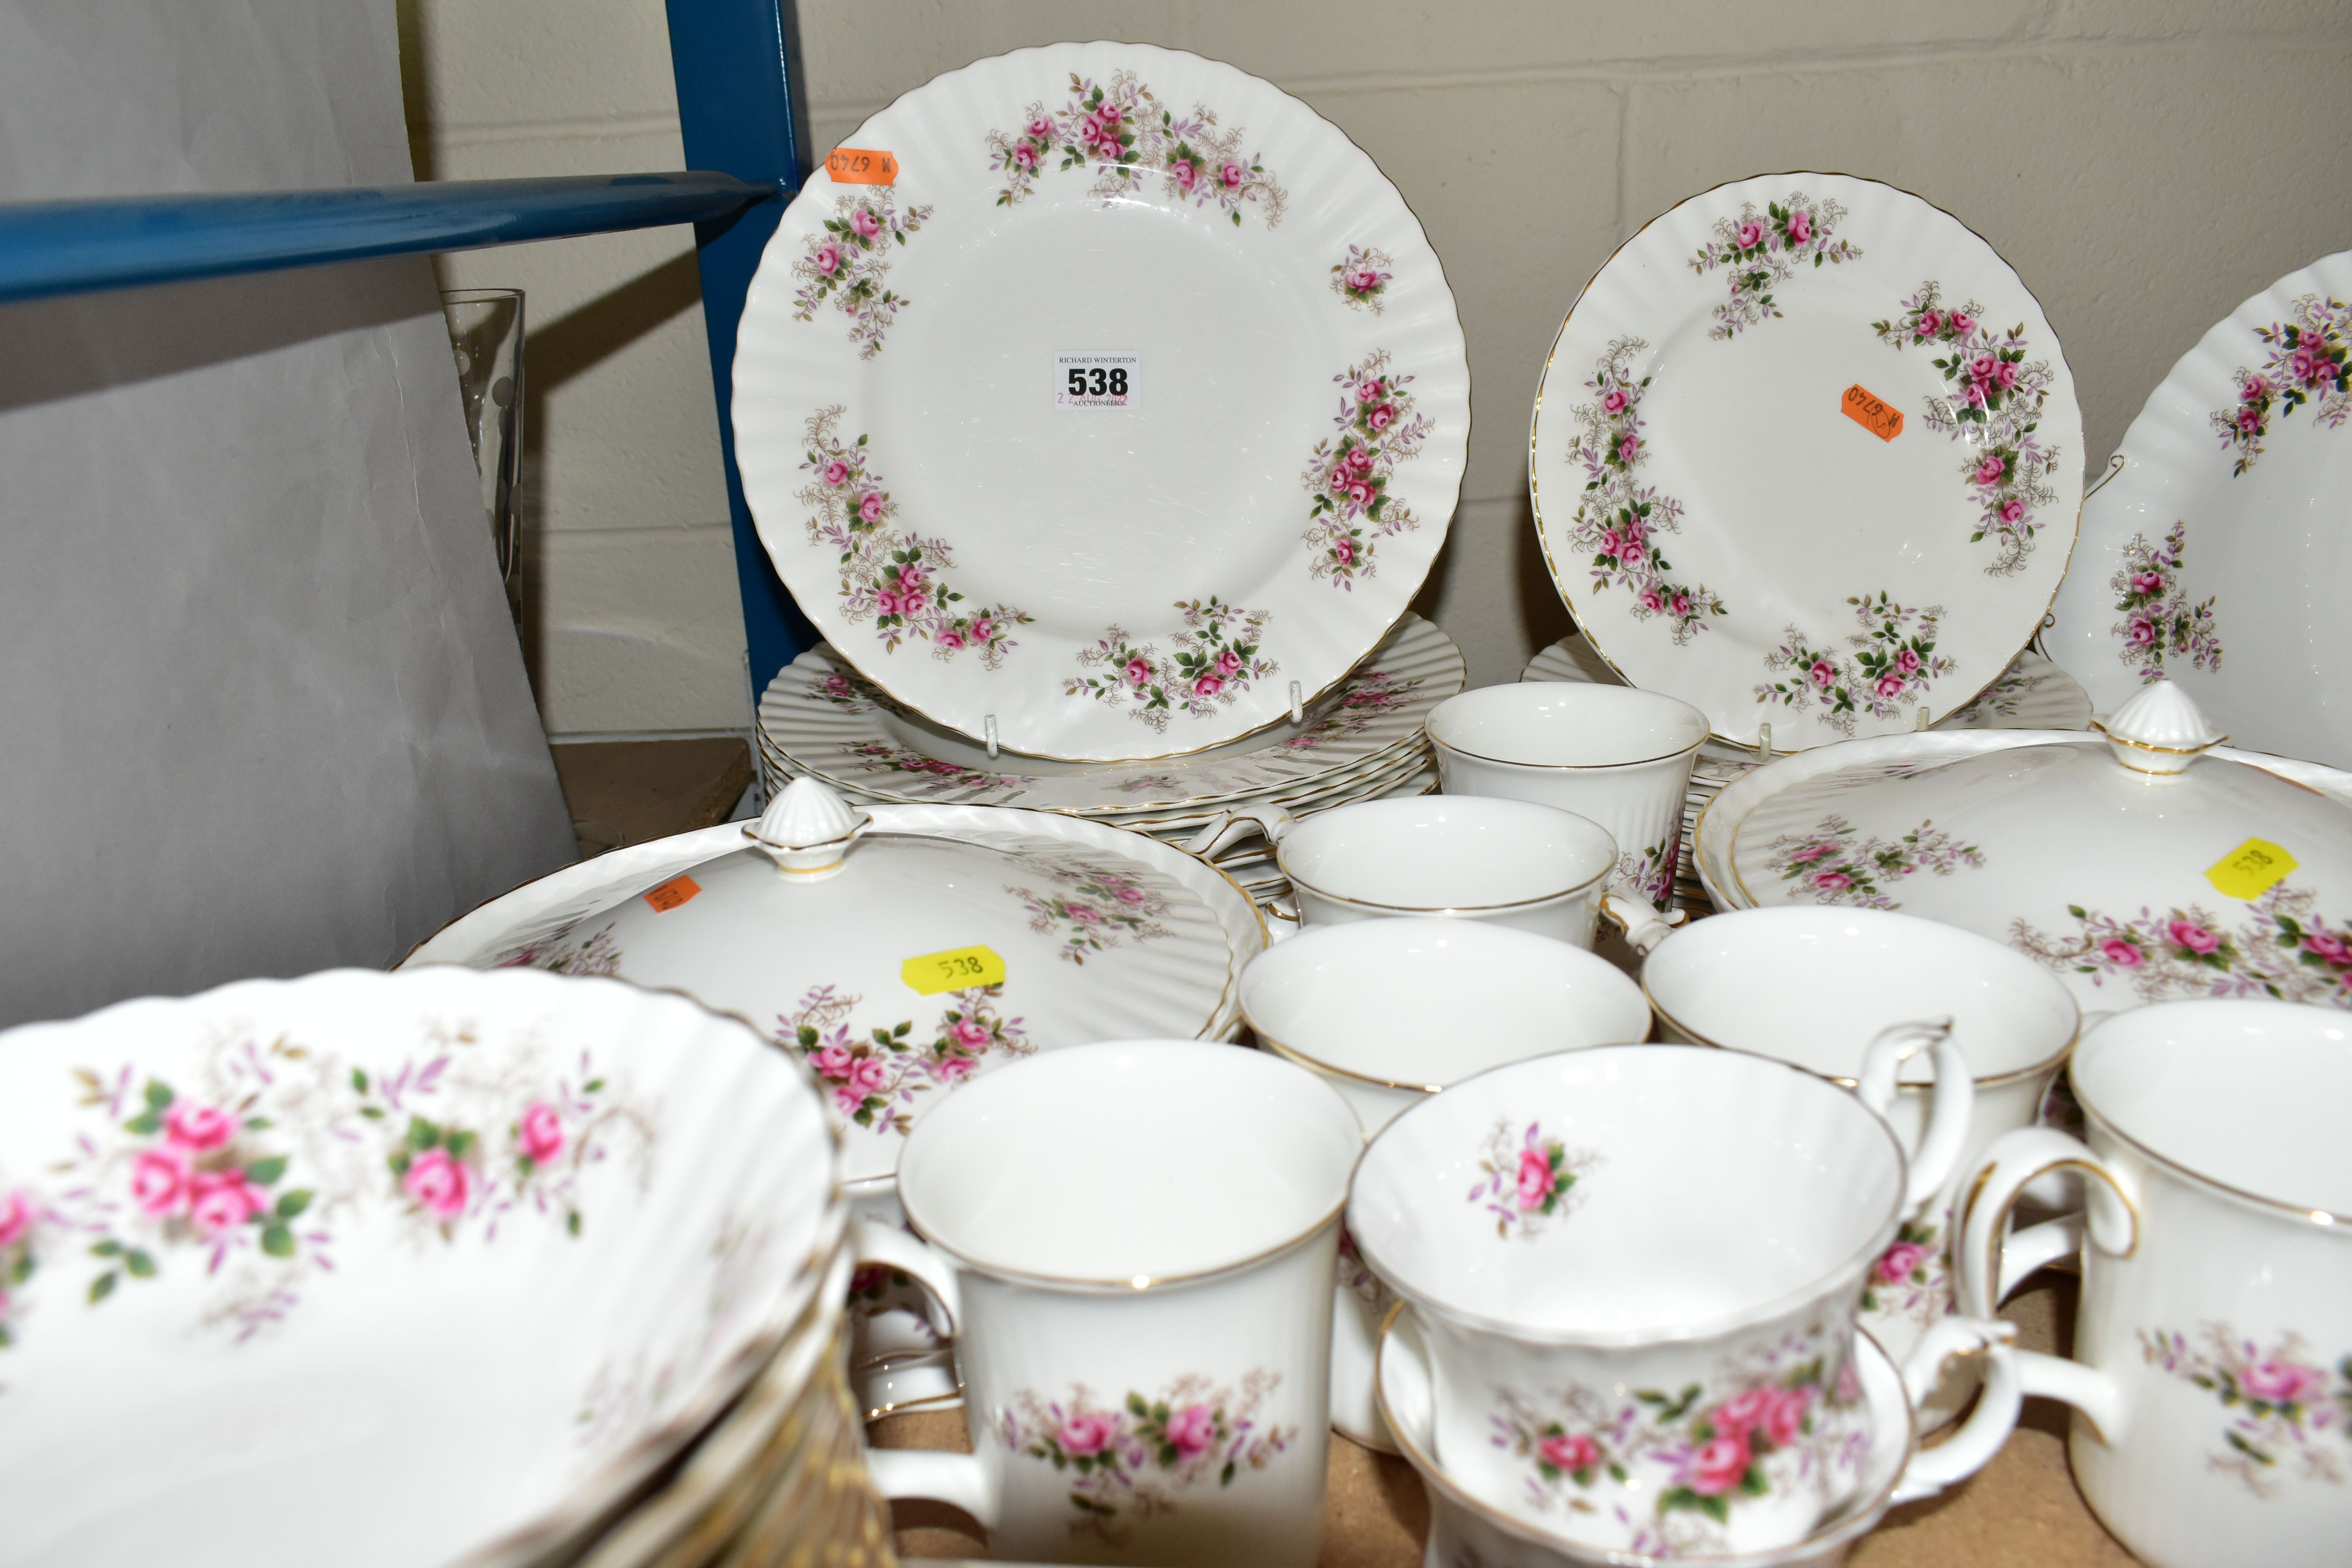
[403, 779, 1254, 1187]
[1695, 681, 2352, 1018]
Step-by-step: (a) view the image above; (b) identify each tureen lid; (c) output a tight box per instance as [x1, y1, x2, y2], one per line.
[496, 779, 1233, 1183]
[1719, 684, 2352, 1016]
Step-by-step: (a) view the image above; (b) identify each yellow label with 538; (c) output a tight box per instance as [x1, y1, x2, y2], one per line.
[901, 944, 1006, 996]
[2205, 838, 2297, 901]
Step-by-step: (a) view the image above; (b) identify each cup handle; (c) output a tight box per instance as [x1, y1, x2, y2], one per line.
[1949, 1126, 2136, 1444]
[1891, 1315, 2021, 1502]
[863, 1448, 998, 1529]
[1599, 887, 1683, 956]
[1182, 803, 1297, 861]
[853, 1218, 961, 1343]
[1853, 1019, 1971, 1217]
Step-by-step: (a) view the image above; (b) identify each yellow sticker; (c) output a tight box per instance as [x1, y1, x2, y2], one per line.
[901, 944, 1006, 996]
[2205, 838, 2298, 901]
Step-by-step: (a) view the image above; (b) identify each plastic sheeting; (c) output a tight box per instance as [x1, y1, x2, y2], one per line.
[0, 0, 577, 1025]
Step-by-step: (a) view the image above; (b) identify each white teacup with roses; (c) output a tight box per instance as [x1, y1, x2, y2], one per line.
[1346, 1045, 2024, 1558]
[1639, 907, 2079, 1426]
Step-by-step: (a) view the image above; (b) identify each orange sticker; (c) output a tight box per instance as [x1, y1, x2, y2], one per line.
[642, 874, 701, 914]
[826, 147, 898, 186]
[1842, 384, 1904, 441]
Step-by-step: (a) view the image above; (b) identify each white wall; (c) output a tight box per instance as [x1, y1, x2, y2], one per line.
[399, 0, 2352, 727]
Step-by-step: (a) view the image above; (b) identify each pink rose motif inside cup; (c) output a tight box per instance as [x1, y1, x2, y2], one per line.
[1220, 162, 1245, 188]
[822, 459, 850, 487]
[1875, 673, 1907, 699]
[932, 1055, 978, 1082]
[1735, 220, 1766, 250]
[1013, 143, 1039, 171]
[1808, 659, 1837, 690]
[857, 492, 886, 524]
[1811, 871, 1852, 891]
[1123, 657, 1152, 687]
[2125, 616, 2158, 648]
[1170, 158, 1199, 191]
[1915, 311, 1942, 339]
[1949, 311, 1975, 333]
[1515, 1148, 1555, 1212]
[1216, 649, 1242, 675]
[1786, 208, 1811, 244]
[2098, 936, 2144, 967]
[1998, 499, 2027, 525]
[1601, 387, 1629, 414]
[2303, 930, 2352, 965]
[1332, 538, 1356, 564]
[1975, 453, 2007, 486]
[1025, 116, 1052, 138]
[518, 1102, 565, 1165]
[1192, 674, 1223, 698]
[812, 1043, 855, 1080]
[1165, 1403, 1217, 1458]
[403, 1148, 472, 1222]
[2131, 571, 2165, 595]
[848, 1057, 890, 1095]
[951, 1019, 993, 1049]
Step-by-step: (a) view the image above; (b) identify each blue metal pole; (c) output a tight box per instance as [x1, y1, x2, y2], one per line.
[665, 0, 817, 702]
[0, 173, 773, 305]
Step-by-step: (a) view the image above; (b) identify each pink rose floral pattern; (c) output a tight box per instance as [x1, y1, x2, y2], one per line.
[1860, 1217, 1948, 1328]
[0, 1184, 40, 1350]
[1010, 857, 1178, 964]
[1620, 838, 1680, 912]
[1490, 1335, 1866, 1553]
[799, 407, 1033, 667]
[780, 983, 1031, 1136]
[1065, 597, 1276, 733]
[1331, 245, 1393, 313]
[1755, 593, 1953, 737]
[1277, 668, 1426, 752]
[790, 191, 933, 357]
[1470, 1120, 1600, 1241]
[1004, 1370, 1294, 1541]
[2010, 881, 2352, 1011]
[1302, 350, 1437, 590]
[1562, 339, 1724, 642]
[805, 668, 873, 712]
[1763, 814, 1985, 911]
[2110, 521, 2221, 684]
[2212, 293, 2351, 475]
[840, 740, 1037, 795]
[495, 927, 621, 978]
[11, 1028, 652, 1347]
[2141, 1324, 2352, 1495]
[1688, 194, 1860, 339]
[1873, 282, 2062, 576]
[987, 71, 1287, 229]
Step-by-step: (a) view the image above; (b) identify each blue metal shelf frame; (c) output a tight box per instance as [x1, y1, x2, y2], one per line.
[0, 0, 817, 696]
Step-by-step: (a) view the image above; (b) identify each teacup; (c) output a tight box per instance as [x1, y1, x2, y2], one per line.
[1270, 795, 1623, 947]
[1376, 1306, 2013, 1567]
[856, 1039, 1360, 1568]
[1238, 918, 1652, 1449]
[1425, 685, 1710, 909]
[1953, 999, 2352, 1568]
[1639, 906, 2079, 1422]
[1346, 1044, 2023, 1555]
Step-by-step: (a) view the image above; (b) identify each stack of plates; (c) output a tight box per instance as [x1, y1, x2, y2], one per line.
[757, 613, 1465, 904]
[0, 967, 884, 1568]
[1522, 633, 2091, 915]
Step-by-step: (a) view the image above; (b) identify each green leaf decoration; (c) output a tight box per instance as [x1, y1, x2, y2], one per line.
[244, 1156, 288, 1187]
[276, 1189, 312, 1220]
[261, 1224, 295, 1258]
[124, 1250, 156, 1278]
[89, 1272, 117, 1304]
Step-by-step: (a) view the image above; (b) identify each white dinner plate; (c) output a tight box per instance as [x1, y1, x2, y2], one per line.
[1530, 173, 2082, 749]
[757, 614, 1460, 814]
[733, 42, 1468, 760]
[2049, 250, 2352, 764]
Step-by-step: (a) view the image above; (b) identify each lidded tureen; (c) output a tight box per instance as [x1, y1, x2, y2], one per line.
[414, 778, 1243, 1185]
[1697, 682, 2352, 1018]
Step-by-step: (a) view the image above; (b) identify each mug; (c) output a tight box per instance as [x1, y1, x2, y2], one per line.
[1639, 906, 2079, 1422]
[1425, 684, 1709, 909]
[1346, 1044, 2016, 1556]
[1376, 1305, 2014, 1568]
[1953, 999, 2352, 1568]
[856, 1039, 1361, 1566]
[1237, 918, 1652, 1449]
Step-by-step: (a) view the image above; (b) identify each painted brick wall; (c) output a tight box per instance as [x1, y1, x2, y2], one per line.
[401, 0, 2352, 729]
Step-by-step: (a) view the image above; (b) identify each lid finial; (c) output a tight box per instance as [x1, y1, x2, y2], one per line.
[2093, 679, 2227, 776]
[746, 776, 869, 879]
